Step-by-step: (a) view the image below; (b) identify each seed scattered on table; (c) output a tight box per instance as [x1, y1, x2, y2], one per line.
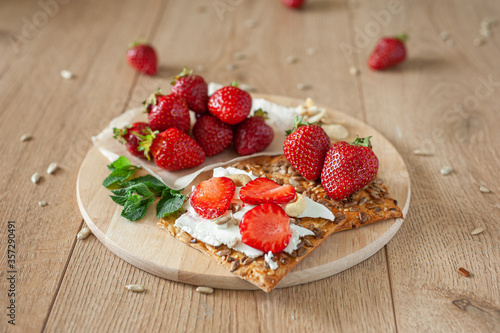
[412, 149, 432, 156]
[244, 19, 256, 28]
[47, 162, 58, 174]
[60, 70, 74, 79]
[458, 267, 470, 277]
[470, 227, 484, 235]
[77, 227, 91, 240]
[226, 63, 236, 71]
[234, 52, 245, 60]
[20, 134, 32, 142]
[31, 173, 41, 184]
[473, 38, 485, 46]
[349, 67, 359, 76]
[285, 55, 297, 64]
[306, 47, 316, 56]
[440, 31, 450, 41]
[38, 201, 48, 207]
[196, 286, 214, 294]
[297, 83, 311, 91]
[479, 186, 491, 193]
[440, 166, 453, 175]
[196, 65, 205, 72]
[125, 284, 145, 293]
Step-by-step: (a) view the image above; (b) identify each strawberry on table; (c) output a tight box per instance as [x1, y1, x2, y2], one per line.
[171, 67, 209, 114]
[234, 109, 274, 156]
[368, 34, 407, 70]
[239, 178, 296, 205]
[147, 94, 190, 133]
[190, 177, 236, 219]
[239, 203, 292, 254]
[321, 137, 379, 201]
[140, 127, 206, 171]
[113, 122, 155, 159]
[193, 115, 233, 156]
[280, 0, 306, 9]
[127, 41, 158, 75]
[208, 81, 252, 125]
[283, 117, 331, 180]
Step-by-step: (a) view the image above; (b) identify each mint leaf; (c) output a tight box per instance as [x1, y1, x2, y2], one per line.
[121, 194, 155, 221]
[156, 189, 185, 218]
[119, 175, 166, 195]
[102, 156, 139, 188]
[107, 156, 132, 171]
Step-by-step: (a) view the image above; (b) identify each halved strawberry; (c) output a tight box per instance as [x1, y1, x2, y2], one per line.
[239, 178, 296, 205]
[239, 203, 292, 254]
[190, 177, 236, 219]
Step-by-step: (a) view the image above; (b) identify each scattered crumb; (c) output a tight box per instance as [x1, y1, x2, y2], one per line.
[473, 38, 485, 46]
[479, 186, 491, 193]
[233, 52, 245, 60]
[413, 149, 432, 156]
[306, 47, 316, 56]
[38, 201, 48, 207]
[440, 166, 453, 175]
[60, 70, 74, 79]
[226, 63, 236, 71]
[297, 83, 311, 90]
[285, 55, 298, 64]
[244, 19, 256, 28]
[20, 134, 32, 142]
[349, 67, 359, 76]
[470, 227, 484, 235]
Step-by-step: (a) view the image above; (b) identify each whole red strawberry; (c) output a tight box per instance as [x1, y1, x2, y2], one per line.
[281, 0, 306, 9]
[141, 128, 205, 171]
[321, 137, 379, 201]
[240, 203, 292, 254]
[148, 94, 190, 133]
[171, 67, 208, 114]
[143, 89, 164, 113]
[368, 34, 407, 70]
[283, 117, 331, 180]
[234, 109, 274, 155]
[193, 115, 233, 156]
[208, 82, 252, 125]
[127, 42, 157, 75]
[113, 122, 155, 159]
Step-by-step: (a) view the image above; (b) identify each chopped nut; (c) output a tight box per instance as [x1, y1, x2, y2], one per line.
[20, 134, 32, 142]
[458, 267, 470, 277]
[284, 194, 306, 217]
[60, 70, 74, 79]
[47, 162, 58, 174]
[77, 227, 91, 240]
[479, 186, 491, 193]
[196, 286, 214, 294]
[31, 173, 41, 184]
[470, 227, 484, 235]
[440, 166, 453, 175]
[125, 284, 145, 293]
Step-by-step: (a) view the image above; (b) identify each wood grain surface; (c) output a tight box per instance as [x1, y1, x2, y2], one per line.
[0, 0, 498, 332]
[76, 94, 409, 290]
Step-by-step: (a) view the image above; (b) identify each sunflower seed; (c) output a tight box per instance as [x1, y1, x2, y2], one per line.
[242, 257, 254, 265]
[479, 186, 491, 193]
[334, 213, 346, 222]
[358, 197, 368, 206]
[440, 166, 453, 175]
[311, 193, 317, 201]
[359, 211, 368, 224]
[295, 186, 306, 193]
[214, 215, 231, 225]
[31, 173, 41, 184]
[373, 198, 384, 205]
[273, 178, 284, 185]
[374, 178, 384, 185]
[302, 190, 311, 198]
[349, 67, 359, 75]
[317, 199, 332, 207]
[285, 55, 298, 64]
[471, 227, 484, 235]
[306, 47, 316, 55]
[412, 149, 432, 156]
[297, 247, 307, 257]
[77, 227, 91, 240]
[281, 257, 290, 265]
[196, 286, 214, 294]
[349, 206, 360, 212]
[216, 249, 231, 256]
[297, 83, 311, 90]
[190, 238, 197, 243]
[231, 204, 241, 213]
[20, 134, 32, 142]
[47, 163, 58, 174]
[226, 256, 235, 262]
[312, 227, 324, 239]
[373, 207, 382, 213]
[230, 259, 240, 272]
[289, 178, 301, 187]
[60, 70, 74, 79]
[38, 201, 48, 207]
[303, 238, 313, 247]
[125, 284, 144, 292]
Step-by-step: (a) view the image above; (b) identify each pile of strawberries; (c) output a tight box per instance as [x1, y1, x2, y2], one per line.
[114, 68, 274, 171]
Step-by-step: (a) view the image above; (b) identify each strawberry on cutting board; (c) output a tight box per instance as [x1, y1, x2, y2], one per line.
[127, 41, 158, 75]
[208, 82, 252, 125]
[193, 115, 233, 156]
[234, 109, 274, 156]
[190, 177, 236, 219]
[280, 0, 306, 9]
[171, 67, 209, 114]
[147, 94, 190, 133]
[113, 122, 155, 159]
[321, 137, 379, 201]
[368, 34, 407, 70]
[283, 117, 331, 180]
[239, 203, 292, 254]
[140, 127, 206, 171]
[239, 178, 296, 205]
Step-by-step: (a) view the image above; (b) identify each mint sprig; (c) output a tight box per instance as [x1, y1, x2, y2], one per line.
[103, 156, 185, 221]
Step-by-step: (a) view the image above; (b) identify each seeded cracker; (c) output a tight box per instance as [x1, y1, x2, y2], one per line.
[157, 155, 403, 292]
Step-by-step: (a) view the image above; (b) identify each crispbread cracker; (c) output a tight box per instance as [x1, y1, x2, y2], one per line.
[158, 155, 403, 292]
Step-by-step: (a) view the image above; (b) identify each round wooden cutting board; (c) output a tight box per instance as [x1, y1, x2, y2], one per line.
[77, 94, 410, 291]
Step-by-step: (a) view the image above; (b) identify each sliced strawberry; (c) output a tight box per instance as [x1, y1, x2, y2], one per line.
[239, 203, 292, 254]
[190, 177, 236, 219]
[239, 178, 296, 205]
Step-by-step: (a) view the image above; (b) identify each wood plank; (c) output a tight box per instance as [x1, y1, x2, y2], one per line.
[46, 0, 398, 331]
[0, 0, 162, 331]
[348, 0, 500, 331]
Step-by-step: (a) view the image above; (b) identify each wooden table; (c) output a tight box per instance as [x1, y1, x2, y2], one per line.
[1, 0, 499, 331]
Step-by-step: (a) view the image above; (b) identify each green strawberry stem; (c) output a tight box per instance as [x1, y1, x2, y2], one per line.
[285, 116, 315, 135]
[128, 37, 147, 49]
[395, 33, 408, 43]
[134, 127, 159, 160]
[171, 67, 193, 85]
[143, 88, 162, 112]
[253, 109, 269, 119]
[113, 125, 131, 144]
[230, 80, 239, 87]
[351, 136, 373, 149]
